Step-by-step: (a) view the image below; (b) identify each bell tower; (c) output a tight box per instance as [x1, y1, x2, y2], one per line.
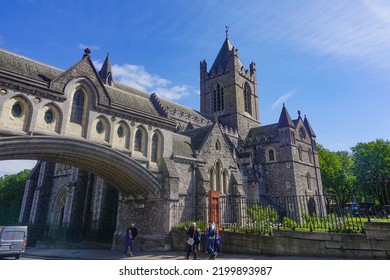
[200, 33, 260, 139]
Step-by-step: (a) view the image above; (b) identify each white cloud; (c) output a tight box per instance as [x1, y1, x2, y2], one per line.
[0, 160, 37, 178]
[94, 61, 191, 101]
[78, 43, 100, 51]
[271, 90, 295, 110]
[260, 0, 390, 69]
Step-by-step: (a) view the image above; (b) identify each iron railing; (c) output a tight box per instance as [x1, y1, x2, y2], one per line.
[171, 194, 390, 235]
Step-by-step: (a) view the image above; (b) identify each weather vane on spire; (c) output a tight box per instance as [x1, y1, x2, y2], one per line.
[225, 25, 229, 38]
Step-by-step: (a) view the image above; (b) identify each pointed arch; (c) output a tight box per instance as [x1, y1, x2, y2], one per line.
[36, 102, 63, 133]
[91, 115, 110, 142]
[215, 160, 223, 192]
[1, 95, 33, 132]
[52, 186, 69, 227]
[298, 145, 303, 161]
[113, 121, 130, 150]
[222, 169, 229, 194]
[306, 173, 312, 191]
[134, 126, 147, 156]
[213, 83, 224, 112]
[70, 89, 84, 124]
[244, 82, 252, 115]
[151, 130, 163, 163]
[209, 167, 216, 191]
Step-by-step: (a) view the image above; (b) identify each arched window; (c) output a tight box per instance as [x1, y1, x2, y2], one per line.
[216, 161, 222, 192]
[213, 83, 224, 112]
[222, 169, 229, 194]
[215, 140, 221, 151]
[244, 83, 252, 115]
[70, 90, 84, 124]
[134, 127, 146, 156]
[268, 149, 275, 161]
[306, 173, 312, 191]
[134, 130, 142, 151]
[151, 133, 159, 162]
[209, 168, 216, 191]
[53, 186, 68, 227]
[298, 145, 303, 161]
[308, 148, 313, 164]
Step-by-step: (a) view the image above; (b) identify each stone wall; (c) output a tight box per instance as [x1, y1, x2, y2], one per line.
[171, 222, 390, 259]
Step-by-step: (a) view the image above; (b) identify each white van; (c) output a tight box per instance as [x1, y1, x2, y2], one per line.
[0, 226, 28, 259]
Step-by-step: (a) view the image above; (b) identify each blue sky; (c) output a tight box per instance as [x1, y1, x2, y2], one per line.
[1, 0, 390, 176]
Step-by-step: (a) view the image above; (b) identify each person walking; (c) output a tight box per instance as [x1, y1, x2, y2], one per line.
[184, 222, 200, 260]
[214, 231, 223, 256]
[130, 223, 138, 240]
[206, 220, 217, 260]
[123, 227, 133, 257]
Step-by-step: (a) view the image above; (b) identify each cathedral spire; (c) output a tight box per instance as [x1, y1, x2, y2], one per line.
[99, 53, 113, 86]
[209, 37, 235, 74]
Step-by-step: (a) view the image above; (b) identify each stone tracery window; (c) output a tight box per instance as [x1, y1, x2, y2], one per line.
[213, 83, 224, 112]
[134, 127, 147, 156]
[151, 132, 162, 163]
[244, 82, 252, 115]
[70, 90, 84, 124]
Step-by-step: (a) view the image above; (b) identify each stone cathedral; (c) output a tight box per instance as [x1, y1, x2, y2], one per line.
[0, 35, 323, 249]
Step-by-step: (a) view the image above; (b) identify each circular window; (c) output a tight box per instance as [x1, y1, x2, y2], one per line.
[11, 103, 22, 117]
[117, 125, 124, 138]
[44, 110, 53, 123]
[96, 120, 103, 134]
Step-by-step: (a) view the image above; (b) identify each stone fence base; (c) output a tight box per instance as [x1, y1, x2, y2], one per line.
[171, 222, 390, 259]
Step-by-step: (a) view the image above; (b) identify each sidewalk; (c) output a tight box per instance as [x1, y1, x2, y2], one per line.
[23, 247, 340, 260]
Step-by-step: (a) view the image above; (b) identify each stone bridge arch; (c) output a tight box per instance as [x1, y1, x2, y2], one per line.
[0, 136, 162, 198]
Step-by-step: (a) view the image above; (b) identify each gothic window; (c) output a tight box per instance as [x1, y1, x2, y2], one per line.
[151, 132, 161, 163]
[70, 90, 84, 124]
[216, 160, 222, 192]
[213, 83, 224, 112]
[209, 167, 216, 191]
[306, 173, 312, 191]
[222, 169, 229, 194]
[269, 149, 275, 161]
[298, 145, 303, 161]
[215, 140, 221, 150]
[134, 127, 146, 156]
[308, 148, 313, 164]
[53, 186, 68, 227]
[244, 83, 252, 115]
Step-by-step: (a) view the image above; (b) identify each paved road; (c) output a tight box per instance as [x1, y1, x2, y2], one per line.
[19, 247, 344, 260]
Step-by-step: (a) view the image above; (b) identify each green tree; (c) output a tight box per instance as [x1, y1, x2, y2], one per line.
[0, 169, 31, 225]
[351, 139, 390, 207]
[318, 144, 355, 207]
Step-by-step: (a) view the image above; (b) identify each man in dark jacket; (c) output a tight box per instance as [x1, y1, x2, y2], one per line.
[185, 222, 200, 260]
[130, 223, 137, 240]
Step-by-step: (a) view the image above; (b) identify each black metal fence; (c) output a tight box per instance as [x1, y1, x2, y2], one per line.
[171, 194, 390, 235]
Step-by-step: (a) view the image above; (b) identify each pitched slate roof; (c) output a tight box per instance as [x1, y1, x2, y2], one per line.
[172, 133, 194, 158]
[247, 124, 279, 142]
[180, 124, 214, 151]
[209, 38, 234, 73]
[0, 49, 62, 83]
[106, 83, 159, 115]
